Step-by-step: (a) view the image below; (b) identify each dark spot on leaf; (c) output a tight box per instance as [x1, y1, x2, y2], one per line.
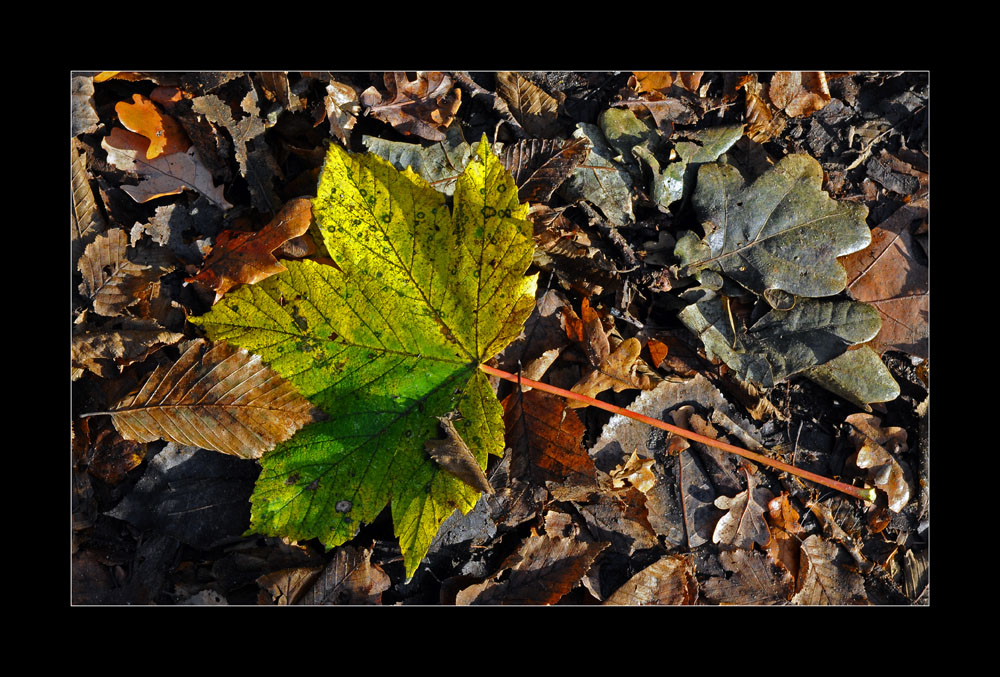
[307, 479, 320, 491]
[285, 472, 300, 486]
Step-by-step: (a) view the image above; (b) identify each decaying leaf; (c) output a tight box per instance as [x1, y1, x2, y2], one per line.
[93, 339, 326, 460]
[363, 124, 474, 196]
[360, 71, 461, 142]
[845, 413, 912, 512]
[186, 197, 313, 301]
[115, 93, 191, 159]
[426, 415, 495, 495]
[631, 71, 705, 95]
[841, 197, 929, 358]
[323, 80, 361, 145]
[803, 345, 901, 409]
[768, 72, 831, 118]
[77, 228, 164, 317]
[102, 128, 233, 210]
[294, 545, 390, 605]
[455, 531, 607, 605]
[609, 450, 657, 494]
[71, 138, 106, 259]
[712, 467, 773, 550]
[500, 137, 590, 204]
[560, 122, 635, 227]
[495, 72, 562, 138]
[743, 75, 787, 143]
[792, 534, 868, 605]
[702, 549, 794, 604]
[72, 323, 184, 380]
[603, 554, 698, 605]
[678, 296, 882, 389]
[765, 492, 805, 579]
[675, 153, 871, 301]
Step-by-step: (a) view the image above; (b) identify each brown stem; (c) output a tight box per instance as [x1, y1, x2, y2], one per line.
[478, 362, 875, 503]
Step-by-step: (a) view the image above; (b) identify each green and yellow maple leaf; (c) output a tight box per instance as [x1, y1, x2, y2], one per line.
[191, 135, 537, 577]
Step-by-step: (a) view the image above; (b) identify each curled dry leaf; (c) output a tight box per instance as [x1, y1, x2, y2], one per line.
[845, 413, 912, 512]
[115, 93, 191, 159]
[323, 80, 361, 145]
[768, 72, 831, 118]
[78, 228, 164, 317]
[92, 339, 326, 460]
[72, 323, 184, 380]
[186, 197, 314, 301]
[360, 71, 461, 142]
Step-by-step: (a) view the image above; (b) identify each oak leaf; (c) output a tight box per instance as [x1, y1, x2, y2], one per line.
[192, 137, 537, 578]
[360, 71, 461, 142]
[845, 413, 912, 512]
[186, 198, 313, 301]
[712, 467, 773, 550]
[95, 339, 326, 460]
[101, 128, 232, 210]
[115, 93, 191, 159]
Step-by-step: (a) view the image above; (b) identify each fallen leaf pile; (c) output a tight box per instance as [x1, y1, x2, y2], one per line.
[72, 71, 928, 605]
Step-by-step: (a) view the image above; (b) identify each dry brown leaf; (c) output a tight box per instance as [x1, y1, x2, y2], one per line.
[115, 93, 191, 159]
[603, 554, 698, 605]
[631, 71, 705, 95]
[186, 197, 313, 301]
[94, 339, 326, 460]
[792, 534, 868, 605]
[500, 137, 590, 204]
[494, 72, 562, 138]
[743, 75, 786, 143]
[77, 228, 164, 317]
[768, 72, 831, 118]
[455, 531, 607, 605]
[72, 324, 184, 380]
[845, 413, 912, 512]
[257, 566, 324, 605]
[425, 415, 494, 495]
[609, 450, 658, 494]
[323, 80, 361, 145]
[71, 137, 106, 257]
[702, 549, 795, 604]
[712, 467, 773, 550]
[294, 545, 390, 605]
[101, 127, 232, 210]
[764, 492, 805, 579]
[841, 197, 929, 358]
[360, 71, 461, 142]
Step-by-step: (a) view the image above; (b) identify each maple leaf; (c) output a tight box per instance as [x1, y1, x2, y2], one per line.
[192, 136, 537, 577]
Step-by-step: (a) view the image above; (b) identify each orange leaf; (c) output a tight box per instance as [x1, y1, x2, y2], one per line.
[187, 198, 314, 301]
[115, 93, 190, 159]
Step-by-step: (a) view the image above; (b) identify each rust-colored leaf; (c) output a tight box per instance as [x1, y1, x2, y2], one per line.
[95, 339, 326, 460]
[603, 554, 698, 605]
[631, 71, 705, 94]
[360, 71, 461, 142]
[115, 93, 191, 159]
[841, 197, 929, 358]
[765, 492, 805, 579]
[186, 198, 313, 301]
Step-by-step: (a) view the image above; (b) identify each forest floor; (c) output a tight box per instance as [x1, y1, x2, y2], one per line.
[71, 71, 929, 605]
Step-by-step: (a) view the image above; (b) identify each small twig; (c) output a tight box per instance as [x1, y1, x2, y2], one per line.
[478, 362, 876, 503]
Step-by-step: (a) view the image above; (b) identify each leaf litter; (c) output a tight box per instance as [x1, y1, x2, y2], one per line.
[72, 71, 929, 605]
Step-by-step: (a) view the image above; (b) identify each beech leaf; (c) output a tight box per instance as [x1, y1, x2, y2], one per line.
[192, 136, 537, 578]
[675, 153, 871, 301]
[494, 72, 562, 138]
[77, 228, 164, 317]
[95, 339, 326, 460]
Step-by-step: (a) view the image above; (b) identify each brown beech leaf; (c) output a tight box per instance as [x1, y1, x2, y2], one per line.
[115, 93, 191, 159]
[845, 413, 912, 512]
[94, 339, 326, 460]
[712, 467, 773, 550]
[455, 531, 607, 605]
[702, 549, 795, 604]
[792, 534, 868, 605]
[500, 137, 590, 204]
[186, 198, 313, 301]
[78, 228, 164, 317]
[603, 554, 698, 605]
[294, 545, 390, 605]
[360, 72, 461, 142]
[426, 415, 495, 495]
[101, 127, 233, 210]
[768, 72, 831, 118]
[841, 197, 929, 358]
[502, 388, 599, 490]
[257, 566, 324, 605]
[494, 72, 562, 138]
